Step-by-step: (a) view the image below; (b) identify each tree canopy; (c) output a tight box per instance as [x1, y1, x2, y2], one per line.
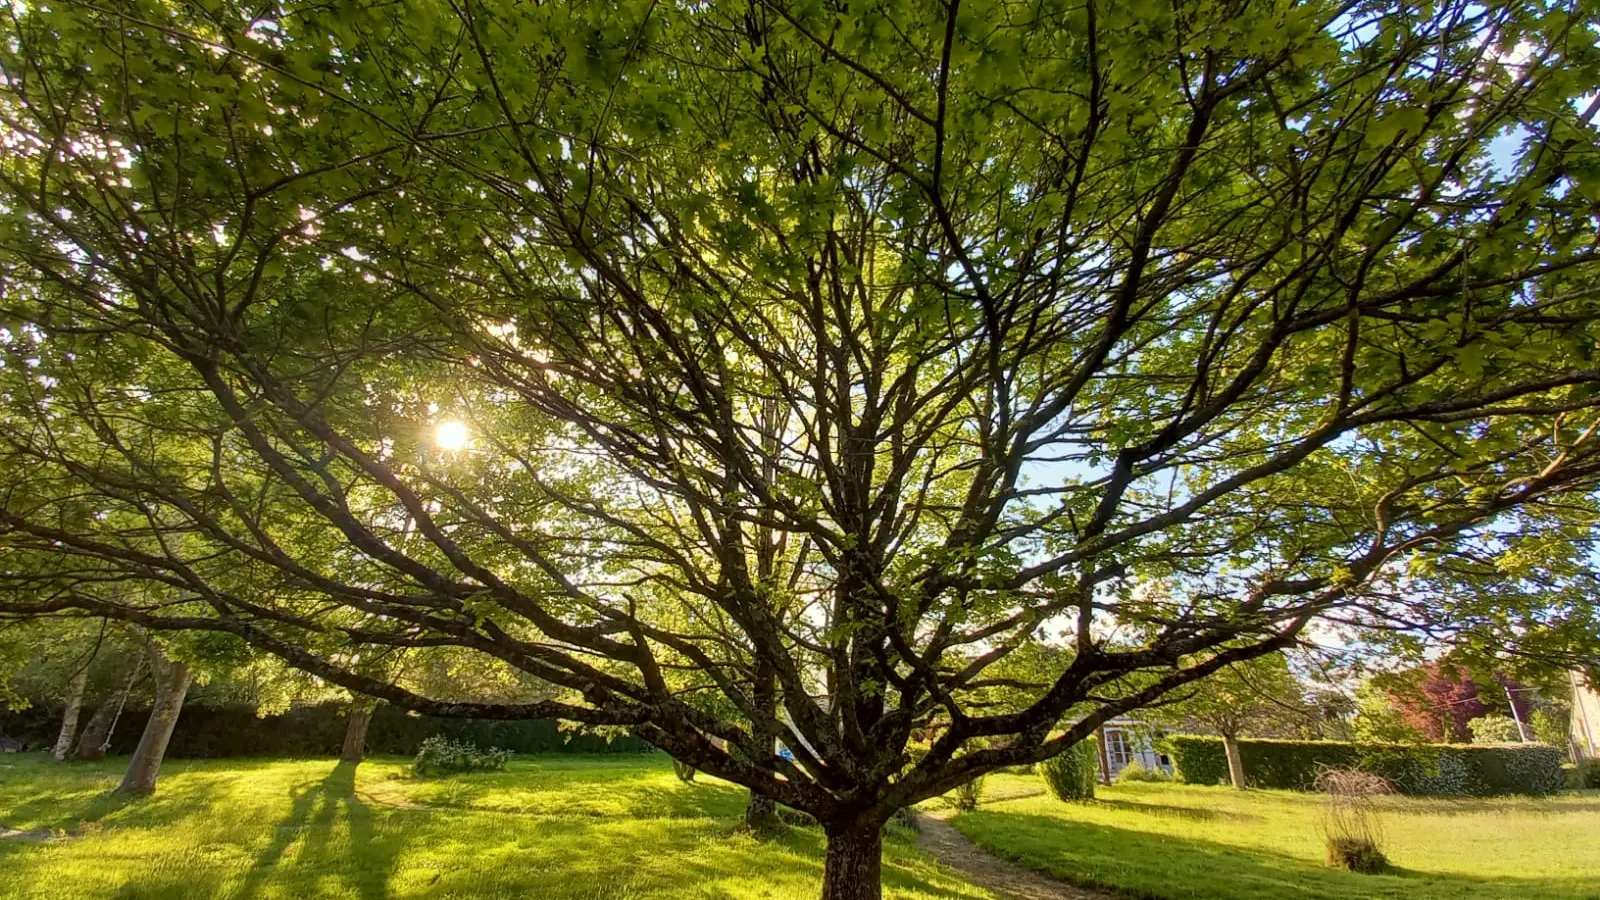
[2, 0, 1599, 896]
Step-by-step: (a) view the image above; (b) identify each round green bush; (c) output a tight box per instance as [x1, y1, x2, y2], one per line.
[1041, 738, 1099, 802]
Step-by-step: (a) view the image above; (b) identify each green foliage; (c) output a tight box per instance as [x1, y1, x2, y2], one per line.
[1115, 760, 1172, 783]
[1041, 739, 1099, 802]
[1143, 652, 1310, 739]
[1352, 682, 1428, 743]
[3, 0, 1600, 865]
[1168, 736, 1566, 796]
[951, 775, 985, 811]
[1530, 706, 1570, 748]
[1576, 758, 1600, 789]
[1468, 714, 1522, 744]
[412, 735, 510, 777]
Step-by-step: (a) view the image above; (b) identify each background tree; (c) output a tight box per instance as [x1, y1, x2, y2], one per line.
[0, 618, 114, 758]
[1467, 713, 1522, 744]
[1145, 652, 1310, 788]
[116, 635, 194, 794]
[1352, 681, 1427, 743]
[1530, 704, 1571, 752]
[69, 653, 145, 762]
[2, 1, 1600, 897]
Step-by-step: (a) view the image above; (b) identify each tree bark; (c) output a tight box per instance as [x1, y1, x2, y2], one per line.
[1095, 726, 1112, 785]
[1223, 732, 1247, 790]
[72, 657, 143, 761]
[744, 665, 781, 830]
[117, 652, 192, 795]
[52, 668, 89, 761]
[745, 793, 778, 829]
[341, 700, 375, 763]
[821, 819, 884, 900]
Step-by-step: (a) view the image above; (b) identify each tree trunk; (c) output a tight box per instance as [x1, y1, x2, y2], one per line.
[745, 793, 778, 829]
[821, 819, 884, 900]
[52, 668, 89, 761]
[745, 665, 781, 830]
[117, 654, 192, 795]
[72, 657, 143, 761]
[341, 700, 375, 763]
[1095, 725, 1112, 785]
[1223, 732, 1247, 790]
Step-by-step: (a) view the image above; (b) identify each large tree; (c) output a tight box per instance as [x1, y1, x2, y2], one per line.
[2, 1, 1600, 896]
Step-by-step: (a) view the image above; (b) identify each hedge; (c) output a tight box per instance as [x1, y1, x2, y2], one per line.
[0, 701, 656, 757]
[1165, 735, 1566, 797]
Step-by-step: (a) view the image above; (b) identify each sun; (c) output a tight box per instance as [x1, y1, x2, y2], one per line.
[434, 420, 469, 451]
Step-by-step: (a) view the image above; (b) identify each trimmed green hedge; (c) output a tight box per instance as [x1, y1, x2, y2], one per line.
[0, 701, 655, 757]
[1166, 735, 1566, 797]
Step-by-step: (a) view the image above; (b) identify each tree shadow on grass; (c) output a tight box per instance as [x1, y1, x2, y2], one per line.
[1089, 799, 1242, 822]
[1377, 796, 1600, 817]
[0, 773, 219, 834]
[954, 811, 1599, 900]
[231, 761, 406, 900]
[388, 758, 753, 822]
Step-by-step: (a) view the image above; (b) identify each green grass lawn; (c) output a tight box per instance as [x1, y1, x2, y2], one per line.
[951, 775, 1600, 900]
[0, 754, 992, 900]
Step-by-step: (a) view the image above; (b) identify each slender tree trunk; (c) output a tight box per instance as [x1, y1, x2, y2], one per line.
[1095, 725, 1113, 785]
[72, 657, 143, 761]
[1223, 732, 1247, 790]
[341, 700, 375, 763]
[117, 652, 192, 795]
[745, 665, 780, 830]
[52, 668, 89, 761]
[822, 819, 884, 900]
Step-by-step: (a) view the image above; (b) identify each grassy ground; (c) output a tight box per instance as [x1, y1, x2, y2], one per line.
[951, 774, 1600, 900]
[0, 754, 993, 900]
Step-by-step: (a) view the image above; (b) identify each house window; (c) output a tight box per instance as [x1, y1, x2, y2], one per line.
[1104, 729, 1133, 770]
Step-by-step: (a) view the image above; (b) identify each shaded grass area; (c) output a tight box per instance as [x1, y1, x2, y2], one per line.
[951, 776, 1600, 900]
[0, 754, 994, 900]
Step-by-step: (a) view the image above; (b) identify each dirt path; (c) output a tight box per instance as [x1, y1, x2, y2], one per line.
[914, 809, 1116, 900]
[0, 826, 57, 842]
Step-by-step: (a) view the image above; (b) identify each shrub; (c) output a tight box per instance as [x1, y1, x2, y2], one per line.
[1326, 836, 1389, 873]
[1582, 759, 1600, 790]
[1315, 768, 1391, 874]
[952, 775, 986, 811]
[1041, 738, 1098, 802]
[0, 700, 658, 758]
[1564, 758, 1600, 790]
[1116, 760, 1172, 783]
[412, 735, 511, 776]
[1530, 706, 1570, 748]
[1166, 735, 1565, 796]
[672, 759, 696, 783]
[776, 805, 817, 827]
[887, 806, 920, 831]
[1468, 715, 1521, 744]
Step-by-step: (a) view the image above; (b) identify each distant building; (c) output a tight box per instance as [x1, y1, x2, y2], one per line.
[1572, 670, 1600, 760]
[1097, 716, 1171, 780]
